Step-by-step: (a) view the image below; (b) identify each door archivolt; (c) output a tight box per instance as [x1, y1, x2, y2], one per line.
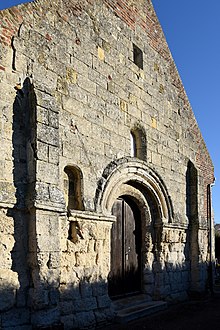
[95, 158, 173, 225]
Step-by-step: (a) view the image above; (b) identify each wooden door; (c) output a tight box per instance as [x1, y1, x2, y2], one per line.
[108, 198, 142, 298]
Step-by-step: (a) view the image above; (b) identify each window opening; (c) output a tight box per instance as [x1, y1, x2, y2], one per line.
[130, 132, 137, 157]
[130, 127, 146, 160]
[133, 44, 143, 70]
[64, 166, 84, 210]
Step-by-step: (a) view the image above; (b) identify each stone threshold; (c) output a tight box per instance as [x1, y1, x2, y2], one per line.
[112, 294, 167, 324]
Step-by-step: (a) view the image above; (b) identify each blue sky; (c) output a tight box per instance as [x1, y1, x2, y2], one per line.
[1, 0, 219, 223]
[0, 0, 32, 10]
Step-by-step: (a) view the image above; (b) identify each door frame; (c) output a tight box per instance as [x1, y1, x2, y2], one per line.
[108, 196, 142, 298]
[95, 158, 174, 301]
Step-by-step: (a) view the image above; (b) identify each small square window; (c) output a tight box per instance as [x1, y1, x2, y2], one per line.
[133, 44, 143, 69]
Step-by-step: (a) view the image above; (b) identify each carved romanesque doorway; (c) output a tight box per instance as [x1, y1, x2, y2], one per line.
[108, 197, 142, 298]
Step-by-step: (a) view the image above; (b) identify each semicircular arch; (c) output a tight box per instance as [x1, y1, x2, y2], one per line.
[95, 158, 173, 224]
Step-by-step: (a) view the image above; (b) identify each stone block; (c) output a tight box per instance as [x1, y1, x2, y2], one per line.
[40, 268, 61, 288]
[48, 185, 65, 206]
[151, 151, 162, 166]
[0, 181, 16, 204]
[0, 288, 17, 312]
[94, 307, 114, 324]
[144, 273, 154, 284]
[35, 232, 60, 253]
[97, 295, 111, 308]
[143, 284, 154, 295]
[84, 108, 104, 126]
[0, 209, 14, 235]
[79, 281, 93, 298]
[70, 57, 89, 76]
[2, 308, 30, 327]
[36, 161, 59, 185]
[88, 68, 107, 89]
[48, 146, 59, 165]
[59, 283, 81, 301]
[37, 141, 48, 161]
[74, 48, 93, 67]
[62, 97, 84, 118]
[33, 65, 57, 95]
[0, 269, 19, 311]
[59, 301, 74, 316]
[77, 74, 97, 95]
[31, 308, 60, 327]
[37, 123, 59, 147]
[84, 297, 98, 311]
[66, 67, 77, 84]
[35, 182, 50, 202]
[97, 47, 104, 62]
[35, 90, 61, 113]
[49, 111, 59, 129]
[37, 106, 49, 125]
[60, 314, 74, 330]
[76, 311, 95, 328]
[67, 85, 87, 106]
[47, 252, 61, 269]
[87, 93, 106, 113]
[158, 284, 171, 298]
[49, 288, 60, 306]
[29, 288, 49, 310]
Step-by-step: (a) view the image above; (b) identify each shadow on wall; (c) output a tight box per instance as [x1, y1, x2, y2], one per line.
[0, 260, 213, 328]
[6, 77, 37, 315]
[186, 160, 200, 293]
[0, 82, 212, 328]
[0, 276, 114, 329]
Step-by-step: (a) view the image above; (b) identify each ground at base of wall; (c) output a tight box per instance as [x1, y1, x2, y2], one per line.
[100, 295, 220, 330]
[33, 325, 64, 330]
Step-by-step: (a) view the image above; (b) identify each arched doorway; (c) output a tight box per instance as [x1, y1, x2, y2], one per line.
[108, 196, 142, 298]
[95, 158, 174, 300]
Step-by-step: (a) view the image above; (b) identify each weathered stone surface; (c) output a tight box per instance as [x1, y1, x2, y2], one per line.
[0, 0, 215, 329]
[76, 311, 96, 328]
[2, 308, 30, 327]
[31, 308, 60, 327]
[0, 269, 19, 312]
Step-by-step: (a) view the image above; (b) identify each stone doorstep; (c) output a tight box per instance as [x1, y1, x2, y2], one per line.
[213, 283, 220, 295]
[112, 295, 167, 324]
[213, 277, 220, 294]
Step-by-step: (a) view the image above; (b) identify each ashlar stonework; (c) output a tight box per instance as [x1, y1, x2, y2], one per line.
[0, 0, 215, 328]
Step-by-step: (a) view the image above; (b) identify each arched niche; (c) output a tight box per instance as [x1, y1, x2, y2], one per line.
[64, 165, 84, 211]
[130, 125, 147, 160]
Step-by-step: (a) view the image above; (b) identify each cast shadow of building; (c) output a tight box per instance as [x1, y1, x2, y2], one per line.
[6, 77, 37, 315]
[1, 82, 213, 329]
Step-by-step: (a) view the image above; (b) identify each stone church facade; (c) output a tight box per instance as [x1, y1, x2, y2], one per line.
[0, 0, 215, 328]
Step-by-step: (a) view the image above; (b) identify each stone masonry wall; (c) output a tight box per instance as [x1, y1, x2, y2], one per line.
[0, 0, 215, 328]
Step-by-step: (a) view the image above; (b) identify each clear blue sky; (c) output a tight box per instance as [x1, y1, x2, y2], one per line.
[1, 0, 219, 223]
[0, 0, 32, 10]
